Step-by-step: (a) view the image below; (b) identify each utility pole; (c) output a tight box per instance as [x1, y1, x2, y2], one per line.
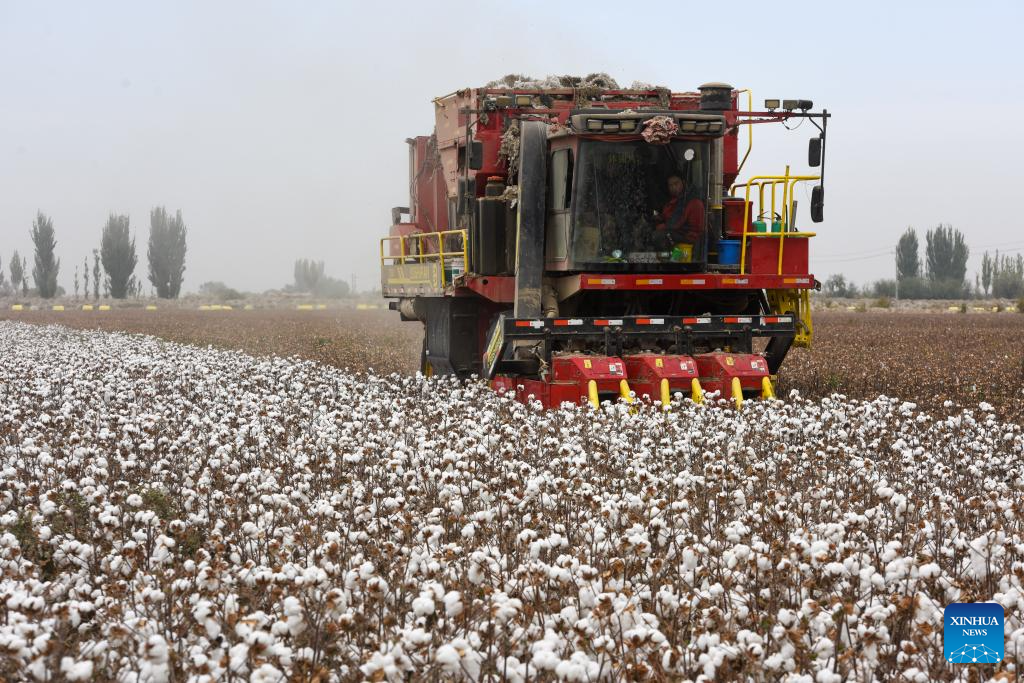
[894, 251, 899, 302]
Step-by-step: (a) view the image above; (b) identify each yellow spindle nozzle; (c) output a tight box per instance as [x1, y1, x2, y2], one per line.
[587, 380, 599, 409]
[691, 378, 704, 405]
[660, 378, 671, 410]
[732, 377, 743, 409]
[619, 379, 634, 404]
[761, 376, 776, 400]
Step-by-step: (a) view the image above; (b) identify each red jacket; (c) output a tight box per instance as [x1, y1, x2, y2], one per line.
[658, 196, 705, 243]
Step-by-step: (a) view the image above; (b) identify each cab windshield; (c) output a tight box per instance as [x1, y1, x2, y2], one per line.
[572, 139, 710, 268]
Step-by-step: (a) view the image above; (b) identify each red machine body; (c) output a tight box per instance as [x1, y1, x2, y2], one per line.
[624, 354, 699, 401]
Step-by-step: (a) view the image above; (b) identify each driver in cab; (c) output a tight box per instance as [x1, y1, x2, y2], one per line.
[654, 174, 704, 250]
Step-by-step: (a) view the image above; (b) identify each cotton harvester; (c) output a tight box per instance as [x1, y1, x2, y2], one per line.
[380, 79, 829, 408]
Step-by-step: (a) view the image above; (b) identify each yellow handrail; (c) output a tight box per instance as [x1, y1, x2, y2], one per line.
[737, 172, 819, 273]
[380, 229, 468, 288]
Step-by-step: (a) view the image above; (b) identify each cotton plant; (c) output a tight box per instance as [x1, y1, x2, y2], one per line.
[0, 320, 1021, 681]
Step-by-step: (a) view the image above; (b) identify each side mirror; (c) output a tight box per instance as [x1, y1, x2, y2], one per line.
[808, 137, 822, 167]
[810, 185, 824, 223]
[468, 141, 484, 170]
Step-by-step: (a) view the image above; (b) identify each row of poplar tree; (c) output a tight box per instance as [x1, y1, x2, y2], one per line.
[2, 209, 187, 300]
[894, 225, 1023, 299]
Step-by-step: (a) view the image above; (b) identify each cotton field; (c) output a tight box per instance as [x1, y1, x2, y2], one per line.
[1, 322, 1022, 682]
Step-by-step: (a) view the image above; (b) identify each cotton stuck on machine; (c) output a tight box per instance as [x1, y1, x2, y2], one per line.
[380, 79, 829, 408]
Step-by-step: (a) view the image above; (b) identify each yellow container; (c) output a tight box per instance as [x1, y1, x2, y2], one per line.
[671, 243, 693, 263]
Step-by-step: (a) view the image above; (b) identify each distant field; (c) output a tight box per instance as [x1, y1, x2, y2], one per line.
[2, 307, 1021, 419]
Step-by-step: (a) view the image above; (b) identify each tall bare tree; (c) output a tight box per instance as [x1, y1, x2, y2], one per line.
[925, 224, 969, 284]
[9, 251, 25, 296]
[92, 250, 100, 300]
[30, 211, 60, 298]
[981, 251, 994, 297]
[147, 207, 188, 298]
[895, 227, 920, 281]
[100, 215, 137, 299]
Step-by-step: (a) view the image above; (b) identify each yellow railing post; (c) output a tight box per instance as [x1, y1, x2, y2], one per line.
[777, 165, 790, 275]
[438, 234, 447, 287]
[741, 184, 751, 272]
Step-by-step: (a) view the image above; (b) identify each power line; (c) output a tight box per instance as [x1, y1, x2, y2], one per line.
[815, 245, 895, 259]
[815, 249, 895, 263]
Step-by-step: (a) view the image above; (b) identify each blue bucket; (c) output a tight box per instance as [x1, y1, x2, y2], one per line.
[718, 239, 741, 265]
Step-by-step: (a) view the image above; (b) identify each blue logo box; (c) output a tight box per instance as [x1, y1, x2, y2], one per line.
[944, 602, 1004, 663]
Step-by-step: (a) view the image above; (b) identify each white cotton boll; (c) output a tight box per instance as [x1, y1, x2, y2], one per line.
[126, 493, 143, 507]
[283, 595, 306, 636]
[436, 644, 461, 671]
[140, 635, 171, 683]
[412, 595, 435, 616]
[250, 663, 284, 682]
[229, 642, 250, 674]
[918, 562, 941, 579]
[60, 658, 94, 681]
[531, 649, 561, 671]
[825, 562, 846, 577]
[444, 591, 464, 617]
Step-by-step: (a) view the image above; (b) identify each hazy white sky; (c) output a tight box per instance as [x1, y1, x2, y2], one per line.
[1, 0, 1022, 293]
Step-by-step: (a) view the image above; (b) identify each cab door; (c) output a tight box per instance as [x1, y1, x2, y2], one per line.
[544, 147, 573, 271]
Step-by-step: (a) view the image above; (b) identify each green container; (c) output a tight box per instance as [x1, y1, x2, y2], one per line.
[770, 220, 785, 233]
[753, 220, 767, 233]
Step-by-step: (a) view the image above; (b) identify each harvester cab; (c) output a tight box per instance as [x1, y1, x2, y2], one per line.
[381, 80, 829, 409]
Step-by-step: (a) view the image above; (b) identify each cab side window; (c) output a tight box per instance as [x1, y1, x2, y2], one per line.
[548, 149, 573, 211]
